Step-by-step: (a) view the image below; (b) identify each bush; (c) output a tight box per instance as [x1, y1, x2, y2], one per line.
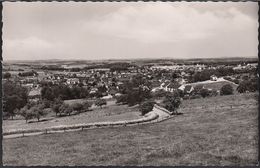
[209, 89, 218, 96]
[116, 94, 128, 104]
[162, 91, 181, 114]
[200, 88, 210, 98]
[193, 85, 203, 94]
[3, 72, 11, 79]
[95, 98, 107, 108]
[139, 101, 155, 116]
[59, 104, 73, 116]
[220, 84, 234, 95]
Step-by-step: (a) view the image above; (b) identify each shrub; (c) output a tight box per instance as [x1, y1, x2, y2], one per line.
[139, 101, 155, 116]
[237, 79, 258, 93]
[3, 72, 11, 79]
[59, 104, 73, 116]
[95, 98, 107, 108]
[209, 89, 218, 96]
[200, 88, 210, 98]
[162, 91, 181, 114]
[116, 94, 128, 104]
[193, 85, 203, 94]
[220, 84, 234, 95]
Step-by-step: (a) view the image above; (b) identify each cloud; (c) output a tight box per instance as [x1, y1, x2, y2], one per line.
[84, 3, 258, 44]
[4, 37, 64, 60]
[3, 2, 258, 60]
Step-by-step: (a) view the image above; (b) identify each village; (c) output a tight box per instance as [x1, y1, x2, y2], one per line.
[3, 60, 258, 103]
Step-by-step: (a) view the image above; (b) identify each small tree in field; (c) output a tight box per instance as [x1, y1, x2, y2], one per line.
[19, 106, 34, 123]
[220, 84, 234, 95]
[139, 101, 155, 116]
[59, 103, 73, 116]
[162, 91, 181, 114]
[29, 103, 46, 122]
[95, 98, 107, 108]
[51, 98, 63, 116]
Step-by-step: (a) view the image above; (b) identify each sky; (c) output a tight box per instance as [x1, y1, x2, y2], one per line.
[3, 2, 259, 61]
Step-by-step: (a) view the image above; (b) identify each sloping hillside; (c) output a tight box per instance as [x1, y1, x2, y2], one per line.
[3, 93, 258, 166]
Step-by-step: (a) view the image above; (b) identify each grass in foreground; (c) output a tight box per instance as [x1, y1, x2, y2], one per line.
[3, 93, 258, 166]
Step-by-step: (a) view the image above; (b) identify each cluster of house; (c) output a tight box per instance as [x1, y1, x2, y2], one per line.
[4, 62, 257, 102]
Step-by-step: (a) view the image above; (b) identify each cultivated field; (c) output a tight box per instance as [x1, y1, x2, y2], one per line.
[3, 92, 258, 166]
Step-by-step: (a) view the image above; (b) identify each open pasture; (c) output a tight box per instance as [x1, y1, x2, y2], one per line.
[3, 92, 258, 166]
[3, 103, 141, 133]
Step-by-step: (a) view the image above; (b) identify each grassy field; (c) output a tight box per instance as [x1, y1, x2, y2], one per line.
[3, 92, 258, 166]
[3, 104, 141, 132]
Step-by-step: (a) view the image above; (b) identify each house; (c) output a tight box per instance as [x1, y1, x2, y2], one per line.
[66, 78, 79, 85]
[178, 85, 194, 94]
[210, 75, 218, 81]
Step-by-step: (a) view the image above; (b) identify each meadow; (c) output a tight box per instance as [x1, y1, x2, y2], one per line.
[3, 92, 258, 166]
[3, 103, 141, 133]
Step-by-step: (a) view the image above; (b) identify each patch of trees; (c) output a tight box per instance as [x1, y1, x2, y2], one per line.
[41, 65, 66, 71]
[162, 91, 182, 114]
[3, 72, 11, 79]
[220, 84, 234, 95]
[139, 101, 155, 116]
[192, 69, 218, 82]
[192, 67, 240, 82]
[95, 98, 107, 108]
[3, 81, 28, 119]
[223, 77, 239, 84]
[83, 62, 133, 71]
[110, 63, 130, 72]
[116, 74, 152, 106]
[50, 99, 92, 118]
[19, 102, 47, 122]
[237, 77, 258, 93]
[41, 84, 90, 101]
[18, 70, 38, 77]
[234, 67, 257, 74]
[184, 85, 218, 99]
[70, 68, 82, 72]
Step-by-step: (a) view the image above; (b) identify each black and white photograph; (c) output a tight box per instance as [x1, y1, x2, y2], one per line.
[2, 1, 259, 166]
